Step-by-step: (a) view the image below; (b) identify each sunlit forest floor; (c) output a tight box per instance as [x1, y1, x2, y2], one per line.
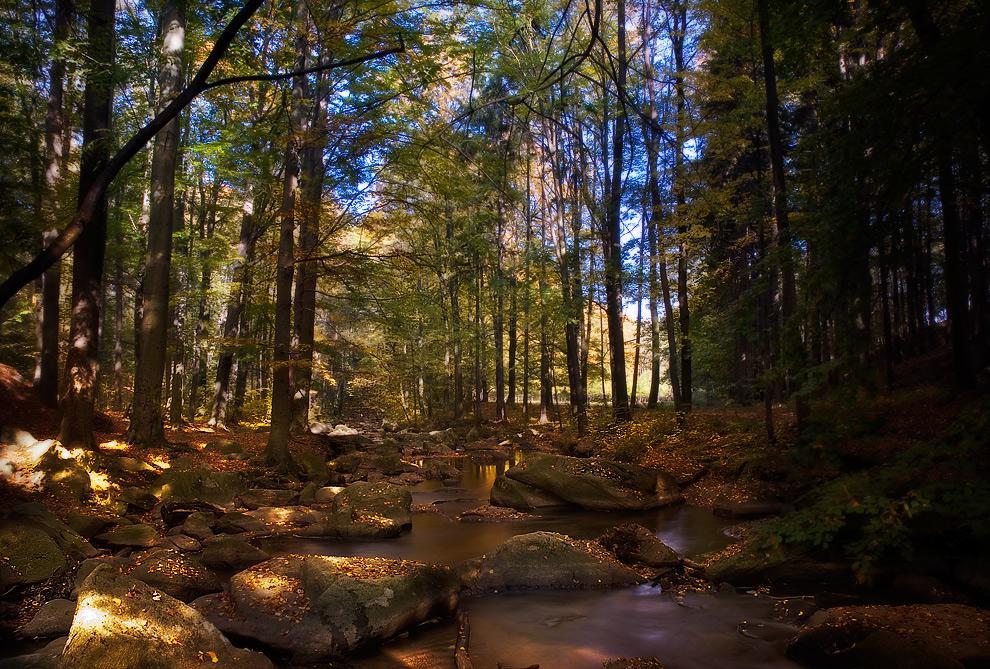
[2, 350, 988, 637]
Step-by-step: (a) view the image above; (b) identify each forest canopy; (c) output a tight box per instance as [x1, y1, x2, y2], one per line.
[0, 0, 987, 461]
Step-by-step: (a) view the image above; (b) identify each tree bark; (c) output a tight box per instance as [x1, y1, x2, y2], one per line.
[264, 1, 307, 469]
[126, 0, 186, 447]
[35, 0, 72, 409]
[602, 0, 631, 422]
[212, 187, 254, 427]
[58, 0, 114, 450]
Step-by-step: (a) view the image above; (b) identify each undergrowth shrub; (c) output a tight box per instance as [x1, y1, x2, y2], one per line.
[755, 396, 990, 583]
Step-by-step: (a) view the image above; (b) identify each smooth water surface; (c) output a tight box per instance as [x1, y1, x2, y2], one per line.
[263, 456, 803, 669]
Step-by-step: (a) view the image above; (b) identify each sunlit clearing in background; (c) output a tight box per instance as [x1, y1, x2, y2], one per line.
[99, 440, 130, 450]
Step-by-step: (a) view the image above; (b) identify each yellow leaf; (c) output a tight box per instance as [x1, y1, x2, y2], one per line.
[208, 651, 218, 663]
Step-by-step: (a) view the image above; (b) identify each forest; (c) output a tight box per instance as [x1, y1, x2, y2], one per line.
[0, 0, 988, 666]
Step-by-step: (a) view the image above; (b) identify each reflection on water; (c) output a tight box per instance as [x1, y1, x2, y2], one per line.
[264, 454, 803, 668]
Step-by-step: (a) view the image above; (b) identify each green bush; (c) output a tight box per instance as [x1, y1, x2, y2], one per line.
[755, 397, 990, 583]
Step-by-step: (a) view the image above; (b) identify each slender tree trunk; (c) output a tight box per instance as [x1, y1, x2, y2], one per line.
[169, 180, 188, 426]
[494, 203, 507, 422]
[670, 1, 691, 411]
[188, 179, 217, 422]
[602, 0, 631, 422]
[507, 276, 518, 406]
[448, 212, 464, 420]
[757, 0, 807, 427]
[474, 251, 483, 425]
[291, 49, 330, 433]
[59, 0, 114, 450]
[522, 152, 532, 416]
[127, 0, 186, 447]
[631, 216, 645, 407]
[113, 228, 124, 411]
[938, 144, 975, 388]
[212, 188, 253, 427]
[539, 214, 551, 424]
[35, 0, 72, 409]
[264, 1, 307, 468]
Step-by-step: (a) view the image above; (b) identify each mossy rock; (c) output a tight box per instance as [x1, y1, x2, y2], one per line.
[150, 469, 248, 507]
[463, 531, 643, 591]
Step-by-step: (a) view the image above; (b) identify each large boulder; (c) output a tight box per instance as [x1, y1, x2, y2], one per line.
[36, 449, 91, 503]
[193, 555, 459, 663]
[786, 604, 990, 667]
[149, 469, 248, 508]
[460, 531, 644, 592]
[0, 503, 97, 591]
[332, 481, 412, 528]
[500, 453, 683, 511]
[200, 536, 270, 570]
[293, 512, 403, 540]
[93, 523, 159, 548]
[489, 475, 568, 509]
[60, 564, 273, 668]
[118, 486, 158, 511]
[294, 451, 330, 483]
[128, 550, 221, 602]
[18, 599, 76, 639]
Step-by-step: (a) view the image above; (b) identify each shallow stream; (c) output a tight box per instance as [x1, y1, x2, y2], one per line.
[260, 456, 804, 669]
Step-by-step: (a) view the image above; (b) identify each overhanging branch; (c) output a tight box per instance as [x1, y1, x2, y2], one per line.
[0, 1, 404, 311]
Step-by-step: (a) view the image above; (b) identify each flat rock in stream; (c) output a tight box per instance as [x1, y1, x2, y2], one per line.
[192, 554, 459, 663]
[499, 453, 684, 511]
[460, 531, 644, 592]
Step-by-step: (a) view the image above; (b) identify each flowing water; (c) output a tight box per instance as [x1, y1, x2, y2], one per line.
[260, 456, 804, 669]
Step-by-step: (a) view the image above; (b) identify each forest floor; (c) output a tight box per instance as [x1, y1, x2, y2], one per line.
[2, 355, 988, 642]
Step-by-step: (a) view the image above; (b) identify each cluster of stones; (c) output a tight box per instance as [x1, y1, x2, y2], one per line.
[4, 428, 989, 668]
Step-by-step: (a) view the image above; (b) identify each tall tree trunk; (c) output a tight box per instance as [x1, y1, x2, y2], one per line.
[938, 144, 974, 388]
[494, 211, 507, 423]
[113, 227, 124, 411]
[264, 2, 307, 468]
[522, 151, 532, 416]
[507, 275, 517, 406]
[602, 0, 631, 422]
[188, 178, 218, 421]
[757, 0, 807, 427]
[127, 0, 186, 447]
[212, 188, 253, 427]
[474, 251, 484, 425]
[59, 0, 114, 450]
[168, 179, 188, 426]
[631, 215, 645, 407]
[539, 213, 551, 424]
[35, 0, 72, 409]
[291, 47, 330, 433]
[669, 1, 691, 411]
[448, 212, 464, 421]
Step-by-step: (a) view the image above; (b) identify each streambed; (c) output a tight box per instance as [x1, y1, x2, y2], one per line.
[259, 457, 804, 669]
